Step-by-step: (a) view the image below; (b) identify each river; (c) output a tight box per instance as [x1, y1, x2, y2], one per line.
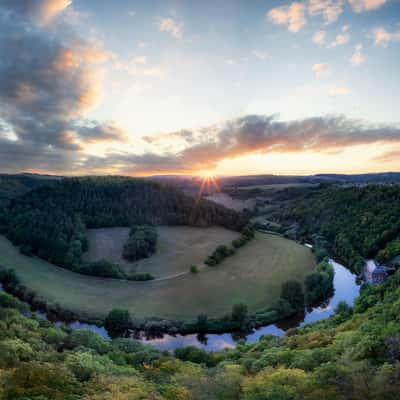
[0, 260, 360, 351]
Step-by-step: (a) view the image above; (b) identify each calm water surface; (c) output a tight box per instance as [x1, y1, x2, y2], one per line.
[0, 260, 360, 351]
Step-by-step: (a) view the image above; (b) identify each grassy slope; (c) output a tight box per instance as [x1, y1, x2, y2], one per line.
[0, 232, 315, 320]
[83, 226, 239, 277]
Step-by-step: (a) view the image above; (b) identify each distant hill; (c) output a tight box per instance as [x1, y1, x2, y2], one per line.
[149, 172, 400, 195]
[0, 173, 61, 205]
[3, 176, 246, 270]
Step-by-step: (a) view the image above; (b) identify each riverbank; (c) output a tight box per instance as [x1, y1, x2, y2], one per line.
[1, 260, 360, 351]
[0, 232, 314, 325]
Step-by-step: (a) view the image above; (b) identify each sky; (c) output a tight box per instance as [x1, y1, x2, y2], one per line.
[0, 0, 400, 176]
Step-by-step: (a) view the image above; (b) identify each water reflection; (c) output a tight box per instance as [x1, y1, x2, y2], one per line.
[138, 260, 360, 350]
[0, 260, 360, 351]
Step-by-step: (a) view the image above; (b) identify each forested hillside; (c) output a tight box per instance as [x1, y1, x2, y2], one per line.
[1, 267, 400, 399]
[0, 174, 59, 206]
[3, 177, 246, 270]
[272, 185, 400, 272]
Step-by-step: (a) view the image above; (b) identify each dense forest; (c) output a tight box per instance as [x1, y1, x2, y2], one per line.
[2, 177, 246, 271]
[1, 266, 400, 399]
[269, 185, 400, 272]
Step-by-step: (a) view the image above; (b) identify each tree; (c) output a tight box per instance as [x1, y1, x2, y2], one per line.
[123, 225, 158, 262]
[232, 303, 248, 328]
[104, 309, 132, 338]
[3, 362, 79, 399]
[280, 280, 304, 311]
[197, 313, 208, 332]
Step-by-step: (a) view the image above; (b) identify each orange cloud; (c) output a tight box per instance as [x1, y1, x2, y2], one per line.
[37, 0, 71, 24]
[268, 2, 307, 32]
[348, 0, 387, 13]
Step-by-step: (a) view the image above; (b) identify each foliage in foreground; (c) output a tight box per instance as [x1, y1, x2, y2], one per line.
[1, 268, 400, 399]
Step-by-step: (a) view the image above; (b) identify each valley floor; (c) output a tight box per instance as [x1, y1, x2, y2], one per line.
[0, 232, 314, 321]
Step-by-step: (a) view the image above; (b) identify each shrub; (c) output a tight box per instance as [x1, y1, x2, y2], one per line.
[190, 265, 199, 273]
[126, 273, 154, 281]
[67, 330, 110, 354]
[78, 260, 124, 279]
[175, 346, 217, 367]
[205, 256, 217, 266]
[0, 292, 29, 313]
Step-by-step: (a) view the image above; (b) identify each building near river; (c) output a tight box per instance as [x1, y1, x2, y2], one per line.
[364, 260, 389, 285]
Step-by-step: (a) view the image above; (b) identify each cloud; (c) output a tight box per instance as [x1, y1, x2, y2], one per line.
[308, 0, 344, 24]
[0, 0, 128, 173]
[328, 86, 350, 95]
[1, 0, 72, 25]
[267, 2, 307, 33]
[80, 114, 400, 175]
[312, 63, 331, 77]
[159, 17, 183, 39]
[131, 56, 147, 65]
[373, 27, 400, 47]
[269, 1, 387, 32]
[73, 121, 127, 143]
[313, 31, 326, 45]
[328, 32, 350, 47]
[350, 43, 365, 64]
[374, 147, 400, 162]
[114, 55, 166, 78]
[348, 0, 387, 13]
[252, 50, 271, 60]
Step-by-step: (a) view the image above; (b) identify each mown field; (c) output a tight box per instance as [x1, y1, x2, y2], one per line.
[233, 183, 317, 190]
[0, 232, 315, 320]
[83, 226, 239, 277]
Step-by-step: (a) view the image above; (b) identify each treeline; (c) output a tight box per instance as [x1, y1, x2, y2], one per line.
[205, 225, 255, 266]
[4, 176, 247, 272]
[272, 185, 400, 272]
[1, 269, 400, 399]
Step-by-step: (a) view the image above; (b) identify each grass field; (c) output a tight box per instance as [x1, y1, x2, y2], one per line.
[83, 226, 239, 277]
[0, 232, 315, 320]
[234, 183, 317, 190]
[204, 193, 255, 211]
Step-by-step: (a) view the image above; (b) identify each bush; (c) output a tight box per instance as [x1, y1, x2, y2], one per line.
[126, 273, 154, 281]
[174, 346, 217, 367]
[205, 256, 217, 266]
[0, 292, 29, 313]
[190, 265, 199, 273]
[67, 330, 110, 354]
[78, 260, 124, 279]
